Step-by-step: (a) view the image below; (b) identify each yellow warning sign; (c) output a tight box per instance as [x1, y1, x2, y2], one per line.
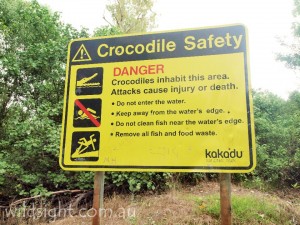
[60, 24, 256, 173]
[72, 44, 91, 62]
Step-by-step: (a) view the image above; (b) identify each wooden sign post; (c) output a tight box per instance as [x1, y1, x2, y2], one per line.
[220, 173, 232, 225]
[92, 172, 105, 225]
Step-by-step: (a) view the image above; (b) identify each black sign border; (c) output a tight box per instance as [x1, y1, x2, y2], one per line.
[60, 24, 255, 172]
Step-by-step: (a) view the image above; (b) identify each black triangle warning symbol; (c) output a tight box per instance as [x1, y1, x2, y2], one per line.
[72, 44, 92, 62]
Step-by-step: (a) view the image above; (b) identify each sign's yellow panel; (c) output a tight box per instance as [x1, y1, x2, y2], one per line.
[60, 24, 256, 172]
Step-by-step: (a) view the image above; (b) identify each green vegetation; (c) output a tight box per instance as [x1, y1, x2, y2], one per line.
[105, 172, 172, 193]
[253, 91, 300, 187]
[0, 0, 87, 198]
[196, 193, 297, 225]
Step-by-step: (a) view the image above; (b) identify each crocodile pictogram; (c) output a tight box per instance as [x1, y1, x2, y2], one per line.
[76, 73, 101, 88]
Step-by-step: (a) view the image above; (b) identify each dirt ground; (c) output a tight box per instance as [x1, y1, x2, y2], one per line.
[33, 182, 300, 225]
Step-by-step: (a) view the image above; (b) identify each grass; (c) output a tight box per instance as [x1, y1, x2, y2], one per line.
[195, 193, 299, 225]
[241, 177, 273, 192]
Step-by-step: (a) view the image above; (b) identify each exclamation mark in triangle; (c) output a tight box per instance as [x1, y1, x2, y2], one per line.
[72, 44, 92, 62]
